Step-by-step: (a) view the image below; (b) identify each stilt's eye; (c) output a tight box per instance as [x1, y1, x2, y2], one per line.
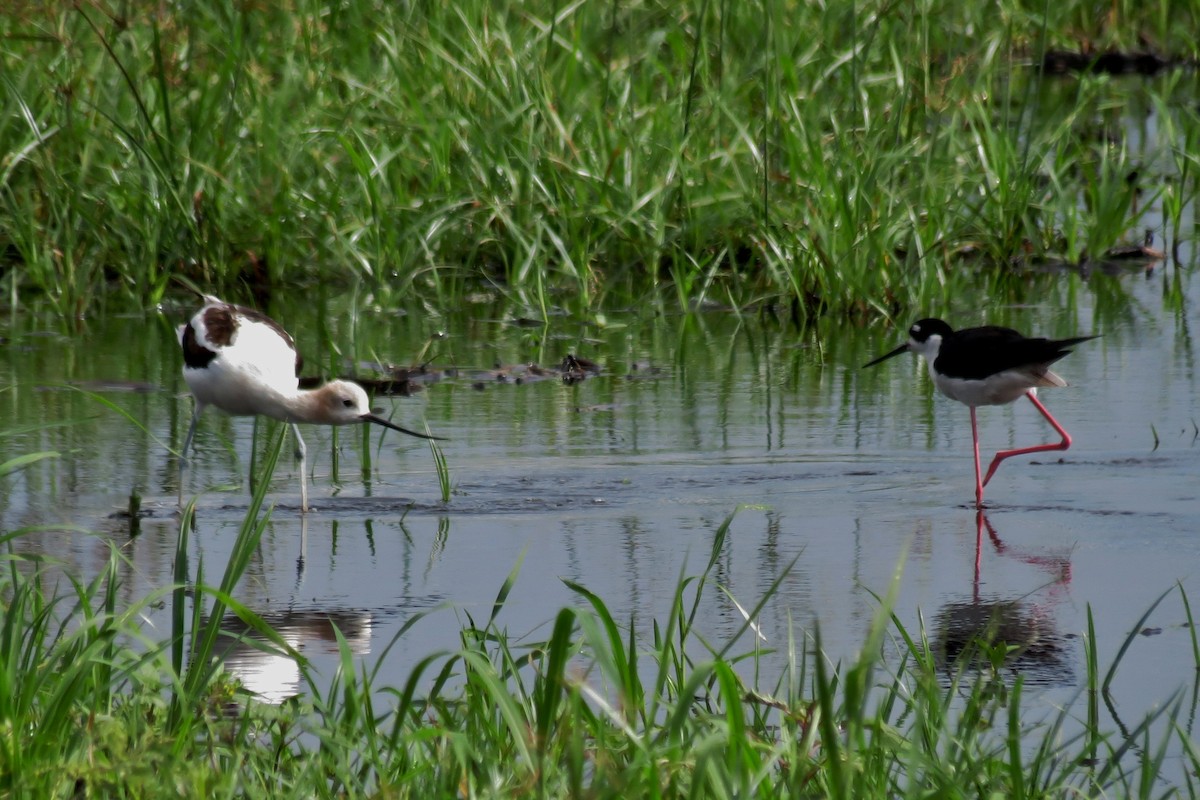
[342, 398, 355, 408]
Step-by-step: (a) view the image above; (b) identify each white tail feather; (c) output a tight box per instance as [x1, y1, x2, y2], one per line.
[1036, 368, 1068, 388]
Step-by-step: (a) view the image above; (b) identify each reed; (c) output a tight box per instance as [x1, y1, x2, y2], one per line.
[0, 495, 1197, 796]
[0, 1, 1194, 319]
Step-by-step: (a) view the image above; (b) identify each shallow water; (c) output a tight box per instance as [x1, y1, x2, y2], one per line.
[4, 248, 1200, 771]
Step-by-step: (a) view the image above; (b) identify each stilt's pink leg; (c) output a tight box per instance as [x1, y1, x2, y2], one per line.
[973, 509, 985, 600]
[971, 407, 984, 508]
[981, 390, 1071, 488]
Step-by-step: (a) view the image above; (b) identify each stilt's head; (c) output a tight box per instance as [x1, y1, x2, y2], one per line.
[863, 318, 954, 368]
[307, 380, 444, 440]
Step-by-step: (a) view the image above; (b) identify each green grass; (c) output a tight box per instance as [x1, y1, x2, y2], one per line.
[1, 1, 1197, 319]
[0, 503, 1197, 797]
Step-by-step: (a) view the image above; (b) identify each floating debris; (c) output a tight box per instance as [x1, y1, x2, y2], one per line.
[353, 352, 648, 393]
[625, 360, 667, 380]
[301, 363, 448, 396]
[575, 403, 618, 413]
[1101, 230, 1166, 264]
[1081, 230, 1167, 277]
[560, 354, 601, 384]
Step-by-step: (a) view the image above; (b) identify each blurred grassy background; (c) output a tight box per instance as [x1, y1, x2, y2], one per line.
[0, 0, 1196, 318]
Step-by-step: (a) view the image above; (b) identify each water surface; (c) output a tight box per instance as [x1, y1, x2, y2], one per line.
[3, 248, 1200, 781]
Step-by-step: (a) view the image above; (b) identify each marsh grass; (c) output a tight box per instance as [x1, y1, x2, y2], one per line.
[428, 436, 452, 502]
[1, 495, 1198, 796]
[1, 1, 1197, 319]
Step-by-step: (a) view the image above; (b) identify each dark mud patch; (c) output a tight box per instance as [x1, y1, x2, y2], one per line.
[1041, 49, 1194, 76]
[1072, 456, 1176, 467]
[980, 502, 1174, 519]
[128, 493, 619, 520]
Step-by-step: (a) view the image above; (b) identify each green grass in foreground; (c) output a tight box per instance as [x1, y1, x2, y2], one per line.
[1, 457, 1198, 798]
[0, 1, 1198, 319]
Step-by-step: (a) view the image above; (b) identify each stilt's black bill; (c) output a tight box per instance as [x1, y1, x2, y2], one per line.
[362, 414, 446, 440]
[862, 343, 910, 369]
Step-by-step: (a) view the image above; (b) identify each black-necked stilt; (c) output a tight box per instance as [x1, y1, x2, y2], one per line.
[178, 295, 442, 512]
[863, 318, 1097, 507]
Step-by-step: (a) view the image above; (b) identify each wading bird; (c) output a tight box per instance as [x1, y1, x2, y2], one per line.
[178, 295, 442, 511]
[863, 318, 1096, 508]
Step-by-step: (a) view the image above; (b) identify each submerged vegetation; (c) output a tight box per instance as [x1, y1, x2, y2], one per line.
[0, 0, 1197, 318]
[1, 496, 1197, 797]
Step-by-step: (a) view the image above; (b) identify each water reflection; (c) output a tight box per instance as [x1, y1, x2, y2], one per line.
[216, 607, 373, 705]
[1, 238, 1199, 785]
[932, 511, 1074, 686]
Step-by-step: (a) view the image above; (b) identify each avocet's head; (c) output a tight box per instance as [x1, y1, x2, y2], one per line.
[313, 380, 444, 440]
[862, 318, 955, 368]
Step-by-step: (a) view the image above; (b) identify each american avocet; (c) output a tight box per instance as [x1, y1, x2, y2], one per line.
[178, 295, 441, 511]
[863, 318, 1096, 508]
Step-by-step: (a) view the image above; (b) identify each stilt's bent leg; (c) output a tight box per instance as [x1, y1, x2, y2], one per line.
[981, 390, 1072, 488]
[178, 403, 204, 509]
[971, 407, 984, 508]
[292, 423, 309, 512]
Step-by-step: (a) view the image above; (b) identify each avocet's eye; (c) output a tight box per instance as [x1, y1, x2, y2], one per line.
[342, 398, 355, 408]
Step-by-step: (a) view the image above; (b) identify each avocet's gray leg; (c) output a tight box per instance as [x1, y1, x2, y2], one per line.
[179, 402, 205, 509]
[292, 423, 309, 513]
